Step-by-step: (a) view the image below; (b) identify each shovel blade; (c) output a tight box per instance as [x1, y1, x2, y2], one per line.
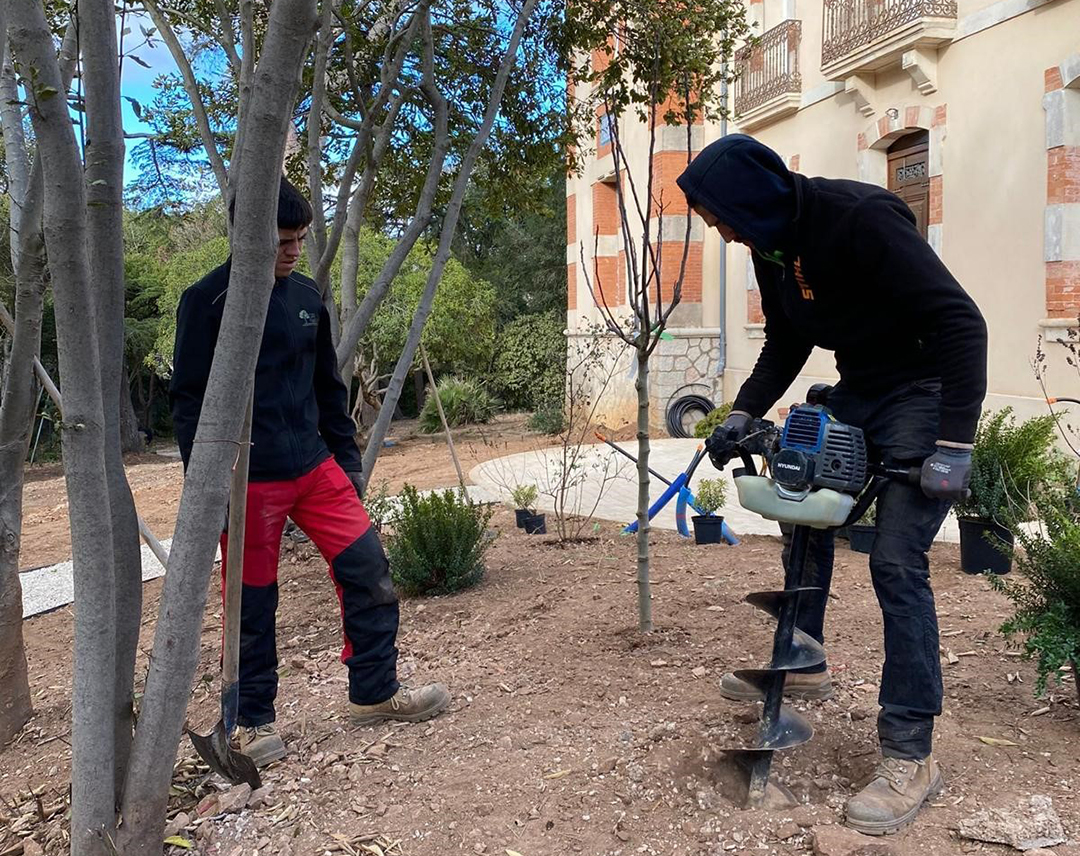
[187, 722, 262, 790]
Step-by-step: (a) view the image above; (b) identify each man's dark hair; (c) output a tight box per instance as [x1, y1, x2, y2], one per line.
[228, 176, 314, 230]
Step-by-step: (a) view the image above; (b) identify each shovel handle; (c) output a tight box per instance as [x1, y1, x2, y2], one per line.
[222, 393, 254, 707]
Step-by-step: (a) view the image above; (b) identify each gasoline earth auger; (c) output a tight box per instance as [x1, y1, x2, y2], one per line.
[716, 384, 925, 808]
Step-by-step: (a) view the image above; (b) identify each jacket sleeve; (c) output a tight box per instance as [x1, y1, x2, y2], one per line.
[732, 263, 815, 419]
[169, 287, 217, 470]
[314, 304, 363, 472]
[851, 194, 988, 444]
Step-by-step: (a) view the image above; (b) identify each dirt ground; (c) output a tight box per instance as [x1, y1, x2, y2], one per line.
[17, 413, 553, 571]
[3, 511, 1078, 856]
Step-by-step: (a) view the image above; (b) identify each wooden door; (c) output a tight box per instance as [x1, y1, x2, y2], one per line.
[887, 131, 930, 240]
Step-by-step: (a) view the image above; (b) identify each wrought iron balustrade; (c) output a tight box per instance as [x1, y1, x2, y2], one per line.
[735, 20, 802, 116]
[821, 0, 956, 67]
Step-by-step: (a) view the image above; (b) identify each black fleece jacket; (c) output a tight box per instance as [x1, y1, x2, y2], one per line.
[169, 259, 363, 481]
[676, 135, 988, 445]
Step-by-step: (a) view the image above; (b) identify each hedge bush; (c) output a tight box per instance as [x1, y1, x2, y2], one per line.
[491, 312, 566, 411]
[387, 485, 494, 597]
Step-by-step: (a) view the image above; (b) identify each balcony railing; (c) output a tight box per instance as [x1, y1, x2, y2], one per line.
[821, 0, 956, 70]
[734, 20, 802, 127]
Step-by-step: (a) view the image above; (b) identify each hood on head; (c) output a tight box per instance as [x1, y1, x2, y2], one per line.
[676, 134, 796, 253]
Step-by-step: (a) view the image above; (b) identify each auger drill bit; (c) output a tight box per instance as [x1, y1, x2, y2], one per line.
[724, 525, 824, 807]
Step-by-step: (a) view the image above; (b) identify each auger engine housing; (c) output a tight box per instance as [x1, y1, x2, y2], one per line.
[771, 405, 868, 496]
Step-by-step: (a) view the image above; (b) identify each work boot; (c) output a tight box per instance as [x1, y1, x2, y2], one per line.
[349, 683, 451, 726]
[234, 723, 287, 768]
[844, 755, 943, 835]
[719, 669, 834, 701]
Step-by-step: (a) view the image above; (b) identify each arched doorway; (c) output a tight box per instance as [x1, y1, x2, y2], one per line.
[886, 130, 930, 240]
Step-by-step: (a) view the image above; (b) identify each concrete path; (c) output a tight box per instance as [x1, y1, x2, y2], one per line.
[470, 437, 962, 543]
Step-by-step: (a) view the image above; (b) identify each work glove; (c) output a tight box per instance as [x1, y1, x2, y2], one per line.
[705, 411, 752, 470]
[346, 470, 365, 501]
[920, 444, 972, 502]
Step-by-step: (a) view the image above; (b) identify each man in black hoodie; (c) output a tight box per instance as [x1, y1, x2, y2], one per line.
[677, 136, 987, 834]
[170, 178, 450, 767]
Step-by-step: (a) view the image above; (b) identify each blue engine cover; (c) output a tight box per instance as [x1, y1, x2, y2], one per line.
[777, 405, 868, 495]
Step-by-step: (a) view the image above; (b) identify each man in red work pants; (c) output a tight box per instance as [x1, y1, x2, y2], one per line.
[170, 178, 449, 766]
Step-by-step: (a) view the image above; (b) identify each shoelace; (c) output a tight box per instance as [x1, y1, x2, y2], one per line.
[874, 757, 917, 789]
[390, 687, 413, 711]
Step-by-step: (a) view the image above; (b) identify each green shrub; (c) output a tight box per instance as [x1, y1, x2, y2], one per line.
[527, 401, 565, 435]
[693, 402, 734, 439]
[956, 408, 1060, 524]
[491, 313, 566, 411]
[988, 493, 1080, 701]
[694, 478, 727, 514]
[418, 376, 499, 433]
[511, 484, 538, 511]
[387, 485, 494, 597]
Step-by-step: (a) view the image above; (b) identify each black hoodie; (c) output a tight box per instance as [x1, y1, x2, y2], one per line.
[169, 259, 363, 481]
[677, 135, 987, 445]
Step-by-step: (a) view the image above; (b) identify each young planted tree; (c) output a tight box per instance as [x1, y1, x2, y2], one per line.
[566, 0, 750, 630]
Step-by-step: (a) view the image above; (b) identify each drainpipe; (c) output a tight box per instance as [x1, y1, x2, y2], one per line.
[716, 46, 729, 379]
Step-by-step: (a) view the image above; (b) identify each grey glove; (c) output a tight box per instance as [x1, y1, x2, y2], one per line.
[920, 445, 972, 501]
[705, 411, 752, 470]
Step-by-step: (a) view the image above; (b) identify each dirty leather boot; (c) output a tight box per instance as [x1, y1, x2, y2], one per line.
[349, 683, 451, 725]
[719, 669, 834, 701]
[845, 755, 943, 835]
[235, 723, 287, 768]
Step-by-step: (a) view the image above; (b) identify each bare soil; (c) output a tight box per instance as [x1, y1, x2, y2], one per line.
[3, 514, 1078, 856]
[17, 413, 553, 571]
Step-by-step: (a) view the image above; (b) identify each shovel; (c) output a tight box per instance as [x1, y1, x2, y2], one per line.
[188, 394, 262, 789]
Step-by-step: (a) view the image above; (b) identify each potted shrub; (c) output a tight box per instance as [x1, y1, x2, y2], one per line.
[847, 502, 876, 554]
[692, 478, 728, 545]
[511, 484, 539, 529]
[987, 492, 1080, 706]
[955, 409, 1058, 575]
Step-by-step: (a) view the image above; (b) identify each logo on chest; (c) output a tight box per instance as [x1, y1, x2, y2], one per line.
[298, 309, 318, 327]
[794, 257, 814, 301]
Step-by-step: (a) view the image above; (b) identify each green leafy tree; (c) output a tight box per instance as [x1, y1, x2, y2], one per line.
[491, 312, 566, 411]
[153, 235, 231, 369]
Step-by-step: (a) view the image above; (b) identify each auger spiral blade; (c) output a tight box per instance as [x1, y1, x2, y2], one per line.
[720, 525, 823, 809]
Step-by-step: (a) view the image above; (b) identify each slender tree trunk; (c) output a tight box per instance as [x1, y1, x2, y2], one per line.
[357, 0, 537, 485]
[82, 0, 144, 797]
[119, 365, 143, 452]
[634, 345, 652, 632]
[115, 2, 317, 850]
[0, 161, 46, 746]
[0, 60, 29, 262]
[10, 4, 118, 850]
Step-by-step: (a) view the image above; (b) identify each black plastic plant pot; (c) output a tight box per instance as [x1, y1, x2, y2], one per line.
[515, 508, 531, 529]
[523, 513, 547, 535]
[847, 524, 876, 554]
[958, 518, 1013, 575]
[692, 515, 726, 545]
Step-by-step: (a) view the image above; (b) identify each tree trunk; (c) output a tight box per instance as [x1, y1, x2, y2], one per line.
[0, 59, 30, 264]
[115, 1, 317, 850]
[82, 0, 144, 798]
[10, 3, 119, 849]
[413, 367, 426, 413]
[144, 372, 156, 428]
[635, 345, 652, 632]
[0, 161, 46, 746]
[119, 365, 144, 453]
[357, 0, 537, 485]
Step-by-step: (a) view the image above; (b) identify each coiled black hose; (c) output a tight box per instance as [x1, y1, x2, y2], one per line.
[665, 394, 714, 438]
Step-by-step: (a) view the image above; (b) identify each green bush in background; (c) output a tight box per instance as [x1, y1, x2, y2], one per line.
[491, 312, 566, 411]
[388, 485, 494, 597]
[418, 376, 499, 433]
[692, 402, 733, 439]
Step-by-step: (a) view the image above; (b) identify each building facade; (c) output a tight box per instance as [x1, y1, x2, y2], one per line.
[567, 0, 1080, 432]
